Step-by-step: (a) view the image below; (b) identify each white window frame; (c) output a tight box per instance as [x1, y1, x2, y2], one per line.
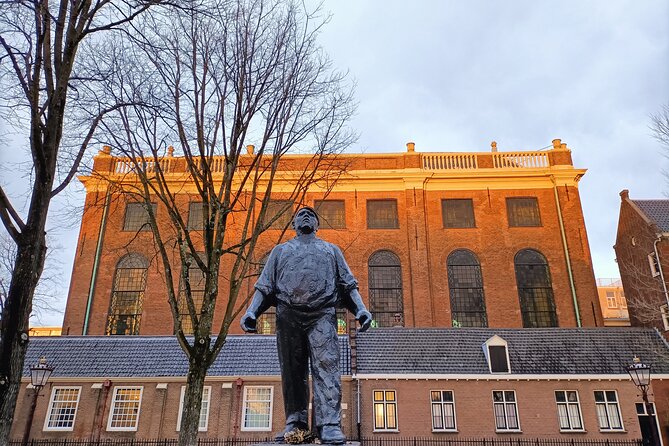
[430, 390, 457, 432]
[241, 386, 274, 432]
[649, 253, 661, 277]
[177, 385, 211, 432]
[661, 304, 669, 331]
[483, 335, 511, 374]
[373, 389, 398, 432]
[606, 291, 618, 309]
[492, 390, 521, 432]
[594, 390, 624, 431]
[107, 386, 143, 432]
[554, 390, 584, 432]
[43, 386, 81, 431]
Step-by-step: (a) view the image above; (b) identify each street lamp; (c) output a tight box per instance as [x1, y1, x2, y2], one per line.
[626, 356, 659, 446]
[22, 356, 54, 446]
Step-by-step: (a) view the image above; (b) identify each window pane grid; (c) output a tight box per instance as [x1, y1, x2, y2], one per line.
[442, 199, 475, 228]
[188, 202, 205, 230]
[515, 251, 558, 328]
[107, 264, 146, 335]
[555, 391, 583, 430]
[367, 200, 399, 229]
[373, 390, 397, 431]
[177, 386, 210, 431]
[492, 391, 519, 431]
[448, 251, 487, 327]
[242, 387, 272, 430]
[179, 265, 206, 335]
[315, 200, 346, 229]
[507, 198, 541, 227]
[266, 200, 293, 229]
[369, 251, 404, 328]
[123, 203, 155, 232]
[594, 391, 623, 430]
[257, 309, 276, 334]
[46, 388, 80, 430]
[431, 390, 456, 431]
[109, 388, 142, 430]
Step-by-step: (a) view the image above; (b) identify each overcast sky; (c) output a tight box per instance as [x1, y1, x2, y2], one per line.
[1, 0, 668, 327]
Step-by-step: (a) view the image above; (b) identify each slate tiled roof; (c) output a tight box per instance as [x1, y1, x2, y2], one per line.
[633, 199, 669, 232]
[355, 327, 669, 375]
[23, 335, 351, 378]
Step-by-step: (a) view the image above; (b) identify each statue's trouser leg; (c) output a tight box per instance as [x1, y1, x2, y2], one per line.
[276, 305, 309, 430]
[307, 308, 341, 428]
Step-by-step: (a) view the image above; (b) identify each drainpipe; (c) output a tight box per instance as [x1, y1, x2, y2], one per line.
[551, 176, 581, 327]
[356, 377, 361, 441]
[653, 236, 669, 309]
[83, 187, 112, 335]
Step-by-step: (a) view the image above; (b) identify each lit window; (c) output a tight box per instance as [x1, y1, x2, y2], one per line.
[242, 386, 273, 431]
[373, 390, 398, 431]
[123, 202, 155, 232]
[336, 309, 347, 335]
[492, 390, 520, 431]
[187, 202, 206, 230]
[648, 253, 661, 277]
[44, 387, 81, 431]
[430, 390, 456, 431]
[368, 250, 404, 327]
[606, 291, 618, 309]
[265, 200, 294, 229]
[107, 387, 143, 431]
[442, 199, 475, 228]
[177, 386, 211, 431]
[107, 254, 148, 335]
[314, 200, 346, 229]
[506, 197, 541, 227]
[620, 292, 627, 308]
[555, 391, 584, 431]
[367, 200, 399, 229]
[448, 250, 487, 327]
[514, 249, 558, 328]
[661, 304, 669, 331]
[594, 390, 623, 431]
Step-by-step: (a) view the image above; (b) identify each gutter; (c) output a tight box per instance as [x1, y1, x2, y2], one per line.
[551, 176, 581, 327]
[653, 235, 669, 309]
[83, 187, 112, 335]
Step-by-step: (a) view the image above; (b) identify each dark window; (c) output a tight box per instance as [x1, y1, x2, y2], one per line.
[442, 199, 475, 228]
[515, 249, 558, 327]
[107, 254, 148, 335]
[187, 202, 206, 230]
[265, 200, 294, 229]
[314, 200, 346, 229]
[123, 203, 155, 232]
[447, 250, 487, 327]
[489, 346, 509, 373]
[368, 250, 404, 327]
[367, 200, 399, 229]
[506, 197, 541, 227]
[178, 255, 206, 335]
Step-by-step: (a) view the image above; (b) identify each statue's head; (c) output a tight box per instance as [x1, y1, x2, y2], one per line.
[293, 206, 319, 235]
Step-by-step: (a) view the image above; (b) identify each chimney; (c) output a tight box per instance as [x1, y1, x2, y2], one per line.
[406, 142, 415, 152]
[167, 146, 174, 157]
[246, 145, 255, 155]
[620, 189, 629, 200]
[552, 139, 562, 149]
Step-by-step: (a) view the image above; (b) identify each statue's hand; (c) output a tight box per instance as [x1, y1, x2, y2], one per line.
[241, 311, 258, 333]
[356, 309, 372, 332]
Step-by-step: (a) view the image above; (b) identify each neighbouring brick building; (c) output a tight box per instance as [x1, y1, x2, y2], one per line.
[596, 278, 630, 327]
[12, 328, 669, 442]
[62, 139, 603, 336]
[614, 191, 669, 334]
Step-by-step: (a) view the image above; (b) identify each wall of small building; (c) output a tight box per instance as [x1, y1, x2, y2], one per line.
[596, 281, 630, 327]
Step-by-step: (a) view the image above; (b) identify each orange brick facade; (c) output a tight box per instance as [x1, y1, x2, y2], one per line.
[62, 141, 603, 335]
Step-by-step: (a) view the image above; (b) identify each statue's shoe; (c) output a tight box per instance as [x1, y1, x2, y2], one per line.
[319, 425, 346, 445]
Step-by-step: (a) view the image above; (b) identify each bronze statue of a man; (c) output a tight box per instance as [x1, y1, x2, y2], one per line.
[241, 206, 372, 444]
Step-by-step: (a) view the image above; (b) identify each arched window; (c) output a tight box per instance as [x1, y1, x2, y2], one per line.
[514, 249, 558, 327]
[106, 254, 148, 335]
[368, 250, 404, 327]
[447, 249, 487, 327]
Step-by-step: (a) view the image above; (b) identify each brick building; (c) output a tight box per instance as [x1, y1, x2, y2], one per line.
[614, 191, 669, 333]
[13, 328, 669, 443]
[62, 139, 603, 336]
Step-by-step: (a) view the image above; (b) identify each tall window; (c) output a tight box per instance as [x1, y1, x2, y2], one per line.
[594, 390, 623, 431]
[242, 386, 273, 431]
[506, 197, 541, 227]
[107, 387, 143, 431]
[44, 387, 81, 431]
[315, 200, 346, 229]
[255, 254, 276, 334]
[492, 390, 520, 431]
[336, 309, 347, 335]
[606, 291, 617, 308]
[266, 200, 294, 229]
[555, 390, 583, 431]
[177, 386, 211, 431]
[430, 390, 456, 431]
[123, 202, 155, 231]
[367, 200, 399, 229]
[187, 202, 206, 230]
[373, 390, 397, 431]
[368, 250, 404, 327]
[514, 249, 558, 328]
[447, 250, 487, 327]
[178, 255, 206, 335]
[442, 199, 475, 228]
[107, 254, 148, 335]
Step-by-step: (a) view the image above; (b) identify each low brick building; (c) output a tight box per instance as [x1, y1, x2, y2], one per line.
[13, 328, 669, 443]
[615, 191, 669, 334]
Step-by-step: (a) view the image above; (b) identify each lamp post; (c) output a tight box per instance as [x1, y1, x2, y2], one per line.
[627, 356, 659, 446]
[22, 356, 54, 446]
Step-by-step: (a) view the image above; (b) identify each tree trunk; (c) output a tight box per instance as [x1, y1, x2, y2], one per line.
[0, 231, 48, 442]
[178, 352, 209, 446]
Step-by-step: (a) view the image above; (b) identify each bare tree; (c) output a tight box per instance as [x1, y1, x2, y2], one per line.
[652, 104, 669, 149]
[0, 1, 169, 441]
[90, 1, 355, 444]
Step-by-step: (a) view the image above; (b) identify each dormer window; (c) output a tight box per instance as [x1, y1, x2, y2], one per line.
[484, 335, 510, 374]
